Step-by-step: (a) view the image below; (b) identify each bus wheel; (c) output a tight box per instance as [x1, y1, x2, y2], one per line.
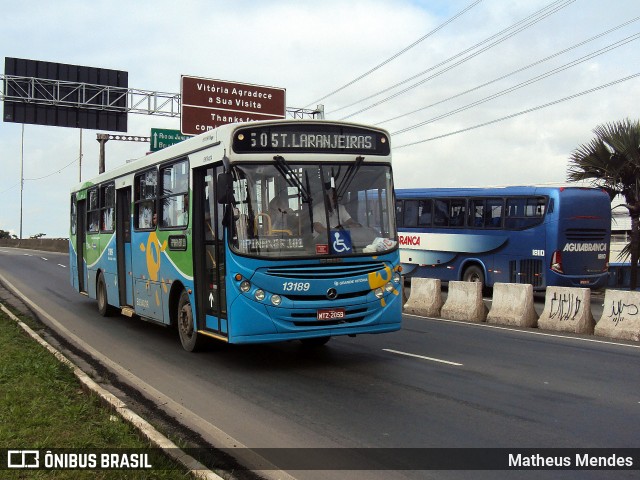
[97, 272, 113, 317]
[300, 336, 331, 347]
[462, 265, 485, 285]
[177, 290, 202, 352]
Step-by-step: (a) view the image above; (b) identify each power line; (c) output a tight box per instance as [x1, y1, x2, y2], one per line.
[376, 16, 640, 126]
[0, 184, 19, 196]
[335, 0, 575, 119]
[24, 156, 80, 181]
[393, 73, 640, 149]
[303, 0, 483, 108]
[390, 32, 640, 136]
[0, 156, 80, 198]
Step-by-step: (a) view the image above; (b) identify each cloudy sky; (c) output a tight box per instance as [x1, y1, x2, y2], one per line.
[1, 0, 639, 238]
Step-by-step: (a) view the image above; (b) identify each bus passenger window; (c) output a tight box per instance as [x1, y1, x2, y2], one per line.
[528, 197, 546, 217]
[403, 200, 418, 227]
[418, 199, 432, 226]
[100, 183, 115, 232]
[469, 199, 485, 228]
[395, 201, 404, 227]
[70, 195, 77, 236]
[505, 197, 545, 229]
[433, 199, 450, 226]
[486, 199, 503, 228]
[87, 188, 100, 232]
[135, 169, 157, 230]
[160, 160, 189, 229]
[449, 199, 465, 227]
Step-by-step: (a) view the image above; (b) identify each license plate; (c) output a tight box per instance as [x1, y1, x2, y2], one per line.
[317, 308, 345, 320]
[580, 279, 590, 285]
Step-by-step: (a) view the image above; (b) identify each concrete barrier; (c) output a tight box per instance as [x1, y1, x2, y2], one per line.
[403, 278, 443, 317]
[440, 281, 487, 322]
[537, 286, 594, 334]
[0, 238, 69, 253]
[487, 283, 537, 328]
[595, 289, 640, 341]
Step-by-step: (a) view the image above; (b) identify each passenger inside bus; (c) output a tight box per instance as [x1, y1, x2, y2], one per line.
[177, 194, 189, 226]
[268, 192, 294, 233]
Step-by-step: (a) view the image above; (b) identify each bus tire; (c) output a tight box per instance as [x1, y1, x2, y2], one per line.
[462, 265, 485, 285]
[97, 272, 114, 317]
[300, 336, 331, 347]
[177, 290, 203, 352]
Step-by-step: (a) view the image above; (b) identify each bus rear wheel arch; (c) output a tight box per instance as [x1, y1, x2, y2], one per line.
[177, 289, 204, 352]
[96, 271, 114, 317]
[462, 264, 485, 285]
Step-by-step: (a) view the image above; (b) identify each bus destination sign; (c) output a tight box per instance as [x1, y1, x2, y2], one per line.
[232, 125, 390, 155]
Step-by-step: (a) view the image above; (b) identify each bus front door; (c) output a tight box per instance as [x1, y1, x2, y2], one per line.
[116, 187, 133, 306]
[193, 166, 228, 339]
[77, 199, 87, 293]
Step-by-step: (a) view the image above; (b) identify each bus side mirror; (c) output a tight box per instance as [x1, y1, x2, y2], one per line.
[216, 173, 233, 204]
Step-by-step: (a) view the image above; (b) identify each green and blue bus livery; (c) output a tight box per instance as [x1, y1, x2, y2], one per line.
[70, 120, 402, 351]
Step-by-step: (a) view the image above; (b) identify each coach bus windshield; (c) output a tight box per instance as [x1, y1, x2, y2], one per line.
[228, 162, 397, 258]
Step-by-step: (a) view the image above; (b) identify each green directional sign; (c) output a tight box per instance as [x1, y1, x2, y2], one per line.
[150, 128, 189, 152]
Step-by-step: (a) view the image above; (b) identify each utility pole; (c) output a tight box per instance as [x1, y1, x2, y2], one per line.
[97, 133, 109, 174]
[19, 124, 24, 240]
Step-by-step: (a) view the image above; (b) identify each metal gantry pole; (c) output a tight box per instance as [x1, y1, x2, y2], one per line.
[79, 128, 83, 182]
[19, 124, 24, 239]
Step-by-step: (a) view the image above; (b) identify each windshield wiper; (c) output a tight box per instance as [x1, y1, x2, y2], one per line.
[336, 155, 364, 198]
[273, 155, 312, 204]
[274, 156, 316, 233]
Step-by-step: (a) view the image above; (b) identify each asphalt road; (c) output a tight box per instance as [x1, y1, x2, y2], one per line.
[0, 247, 638, 480]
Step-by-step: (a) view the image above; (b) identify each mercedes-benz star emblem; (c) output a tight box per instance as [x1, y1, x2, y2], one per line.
[326, 288, 338, 300]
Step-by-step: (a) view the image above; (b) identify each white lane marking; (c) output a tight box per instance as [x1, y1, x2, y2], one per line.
[41, 257, 48, 261]
[23, 253, 32, 256]
[383, 348, 463, 366]
[58, 264, 67, 268]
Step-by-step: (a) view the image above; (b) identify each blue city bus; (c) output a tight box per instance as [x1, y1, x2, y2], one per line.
[70, 120, 402, 351]
[395, 186, 611, 289]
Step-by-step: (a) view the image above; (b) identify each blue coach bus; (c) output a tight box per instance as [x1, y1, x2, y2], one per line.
[70, 120, 402, 351]
[395, 186, 611, 290]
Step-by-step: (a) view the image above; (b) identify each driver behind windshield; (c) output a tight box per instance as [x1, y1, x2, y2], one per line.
[312, 185, 360, 235]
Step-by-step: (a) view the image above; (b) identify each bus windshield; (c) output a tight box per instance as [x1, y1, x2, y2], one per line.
[229, 162, 396, 258]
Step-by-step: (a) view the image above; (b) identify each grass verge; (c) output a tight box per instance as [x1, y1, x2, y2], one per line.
[0, 307, 190, 479]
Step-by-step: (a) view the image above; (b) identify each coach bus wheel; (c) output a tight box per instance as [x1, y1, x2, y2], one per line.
[300, 336, 331, 347]
[462, 265, 485, 285]
[177, 290, 203, 352]
[97, 272, 113, 317]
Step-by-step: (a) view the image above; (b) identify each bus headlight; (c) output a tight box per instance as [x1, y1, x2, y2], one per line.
[271, 294, 282, 306]
[374, 288, 384, 299]
[385, 282, 394, 292]
[240, 280, 251, 292]
[393, 272, 401, 284]
[255, 289, 265, 301]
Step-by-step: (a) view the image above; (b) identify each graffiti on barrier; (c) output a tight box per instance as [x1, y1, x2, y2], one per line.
[549, 291, 582, 321]
[607, 300, 639, 326]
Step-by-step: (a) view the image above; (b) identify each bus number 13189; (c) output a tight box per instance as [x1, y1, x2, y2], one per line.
[283, 282, 311, 292]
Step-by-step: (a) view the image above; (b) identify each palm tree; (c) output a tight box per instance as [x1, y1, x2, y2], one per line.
[567, 118, 640, 290]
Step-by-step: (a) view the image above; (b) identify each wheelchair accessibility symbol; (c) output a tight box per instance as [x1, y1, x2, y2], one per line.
[330, 230, 352, 255]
